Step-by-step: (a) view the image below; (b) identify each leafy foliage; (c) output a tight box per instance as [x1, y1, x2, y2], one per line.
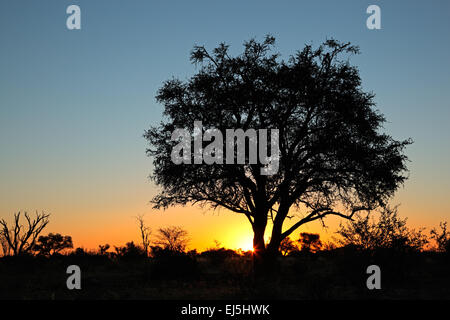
[145, 35, 411, 260]
[114, 241, 146, 259]
[34, 233, 73, 256]
[430, 221, 450, 253]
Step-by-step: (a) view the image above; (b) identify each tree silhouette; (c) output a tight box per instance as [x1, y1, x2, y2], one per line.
[136, 214, 151, 256]
[145, 36, 411, 273]
[114, 241, 146, 259]
[0, 233, 9, 257]
[0, 211, 50, 256]
[98, 243, 110, 255]
[153, 226, 189, 253]
[430, 221, 450, 253]
[336, 206, 428, 252]
[279, 237, 299, 256]
[34, 233, 73, 256]
[298, 233, 322, 253]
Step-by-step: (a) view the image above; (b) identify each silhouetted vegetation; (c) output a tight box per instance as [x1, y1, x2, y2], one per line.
[1, 213, 450, 299]
[0, 211, 50, 256]
[430, 221, 450, 255]
[136, 215, 151, 256]
[201, 245, 240, 266]
[113, 241, 147, 260]
[279, 237, 298, 256]
[98, 244, 110, 256]
[336, 206, 428, 253]
[1, 36, 447, 299]
[34, 233, 73, 256]
[153, 226, 189, 253]
[298, 233, 323, 253]
[145, 36, 412, 274]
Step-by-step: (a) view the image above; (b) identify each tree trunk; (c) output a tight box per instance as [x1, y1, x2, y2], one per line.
[251, 202, 283, 279]
[253, 205, 286, 278]
[252, 228, 280, 279]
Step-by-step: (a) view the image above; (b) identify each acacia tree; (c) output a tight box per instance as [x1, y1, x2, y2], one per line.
[154, 226, 189, 253]
[145, 36, 411, 272]
[34, 233, 73, 256]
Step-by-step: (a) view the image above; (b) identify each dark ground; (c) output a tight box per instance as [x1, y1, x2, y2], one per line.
[1, 248, 450, 300]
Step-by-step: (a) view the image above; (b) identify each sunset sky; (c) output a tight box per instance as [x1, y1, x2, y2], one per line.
[1, 0, 449, 252]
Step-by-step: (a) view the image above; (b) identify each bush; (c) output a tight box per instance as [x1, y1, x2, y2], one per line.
[201, 247, 239, 266]
[430, 222, 450, 254]
[336, 206, 428, 253]
[151, 246, 198, 280]
[114, 242, 147, 260]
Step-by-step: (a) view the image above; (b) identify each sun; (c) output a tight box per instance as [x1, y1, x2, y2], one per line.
[235, 233, 270, 252]
[238, 236, 254, 252]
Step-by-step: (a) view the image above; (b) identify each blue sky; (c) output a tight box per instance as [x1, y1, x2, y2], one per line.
[1, 0, 449, 248]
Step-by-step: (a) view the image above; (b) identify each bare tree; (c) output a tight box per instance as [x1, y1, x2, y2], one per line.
[154, 226, 189, 253]
[0, 233, 9, 256]
[136, 214, 151, 256]
[336, 206, 428, 252]
[0, 211, 50, 256]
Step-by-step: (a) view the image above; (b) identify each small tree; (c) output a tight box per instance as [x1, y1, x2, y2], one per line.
[430, 221, 450, 253]
[154, 226, 189, 253]
[336, 206, 428, 252]
[0, 211, 50, 256]
[98, 244, 110, 255]
[136, 214, 151, 256]
[279, 237, 299, 256]
[298, 233, 322, 253]
[34, 233, 73, 256]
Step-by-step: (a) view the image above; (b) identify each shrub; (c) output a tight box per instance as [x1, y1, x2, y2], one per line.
[336, 206, 428, 253]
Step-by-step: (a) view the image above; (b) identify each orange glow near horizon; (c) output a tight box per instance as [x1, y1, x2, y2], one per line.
[1, 197, 448, 253]
[236, 234, 254, 252]
[26, 204, 351, 252]
[1, 0, 450, 260]
[1, 180, 449, 253]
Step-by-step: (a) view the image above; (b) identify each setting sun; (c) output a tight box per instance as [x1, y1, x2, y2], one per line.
[241, 241, 254, 252]
[236, 235, 255, 252]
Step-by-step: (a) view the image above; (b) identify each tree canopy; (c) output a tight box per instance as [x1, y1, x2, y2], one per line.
[34, 233, 73, 256]
[145, 36, 411, 265]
